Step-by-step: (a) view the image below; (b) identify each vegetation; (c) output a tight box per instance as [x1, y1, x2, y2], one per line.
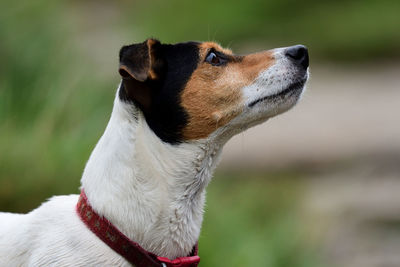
[200, 172, 321, 267]
[128, 0, 400, 61]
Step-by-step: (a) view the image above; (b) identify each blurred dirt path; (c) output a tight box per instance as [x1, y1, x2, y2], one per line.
[220, 64, 400, 169]
[302, 162, 400, 267]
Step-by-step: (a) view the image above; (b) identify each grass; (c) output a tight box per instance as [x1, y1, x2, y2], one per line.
[200, 172, 322, 267]
[0, 0, 115, 212]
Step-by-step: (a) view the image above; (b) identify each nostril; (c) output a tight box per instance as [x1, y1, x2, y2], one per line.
[286, 46, 306, 60]
[285, 45, 309, 69]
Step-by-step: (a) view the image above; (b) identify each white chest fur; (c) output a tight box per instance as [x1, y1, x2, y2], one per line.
[81, 90, 224, 259]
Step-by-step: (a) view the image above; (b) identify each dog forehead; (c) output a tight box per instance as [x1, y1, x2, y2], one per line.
[162, 41, 231, 62]
[160, 41, 201, 84]
[162, 41, 200, 59]
[198, 42, 233, 56]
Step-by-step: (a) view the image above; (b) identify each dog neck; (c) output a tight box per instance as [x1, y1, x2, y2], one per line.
[81, 86, 225, 259]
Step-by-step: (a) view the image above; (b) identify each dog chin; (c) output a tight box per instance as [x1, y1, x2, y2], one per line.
[225, 82, 303, 137]
[249, 75, 307, 108]
[248, 80, 306, 122]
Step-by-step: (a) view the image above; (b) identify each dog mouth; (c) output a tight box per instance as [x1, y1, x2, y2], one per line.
[248, 79, 306, 108]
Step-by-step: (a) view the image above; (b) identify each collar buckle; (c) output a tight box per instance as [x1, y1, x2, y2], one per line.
[157, 255, 200, 267]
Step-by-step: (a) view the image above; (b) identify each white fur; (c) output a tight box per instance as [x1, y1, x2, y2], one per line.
[0, 47, 307, 266]
[80, 95, 221, 259]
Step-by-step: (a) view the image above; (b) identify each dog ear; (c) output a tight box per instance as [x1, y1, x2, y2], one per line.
[118, 39, 164, 110]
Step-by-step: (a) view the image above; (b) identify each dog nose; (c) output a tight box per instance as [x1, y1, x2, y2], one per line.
[285, 45, 309, 69]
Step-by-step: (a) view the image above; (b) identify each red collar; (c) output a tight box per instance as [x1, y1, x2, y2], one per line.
[76, 190, 200, 267]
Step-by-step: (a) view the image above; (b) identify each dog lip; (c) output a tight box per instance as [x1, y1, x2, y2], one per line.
[248, 79, 306, 108]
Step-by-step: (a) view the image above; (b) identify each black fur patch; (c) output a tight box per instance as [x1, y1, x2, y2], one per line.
[119, 41, 200, 144]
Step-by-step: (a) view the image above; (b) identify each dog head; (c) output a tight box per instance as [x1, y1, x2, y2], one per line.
[119, 39, 308, 144]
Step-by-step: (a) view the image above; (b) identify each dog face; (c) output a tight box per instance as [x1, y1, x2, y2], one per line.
[119, 39, 308, 144]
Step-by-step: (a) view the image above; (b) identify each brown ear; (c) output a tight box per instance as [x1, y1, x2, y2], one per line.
[118, 39, 163, 109]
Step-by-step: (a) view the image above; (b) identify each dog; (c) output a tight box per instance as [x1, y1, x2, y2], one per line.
[0, 39, 309, 266]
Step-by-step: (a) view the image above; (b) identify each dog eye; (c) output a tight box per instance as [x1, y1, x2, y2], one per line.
[205, 51, 226, 66]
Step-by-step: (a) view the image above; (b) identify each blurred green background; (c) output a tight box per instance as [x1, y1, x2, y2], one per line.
[1, 0, 400, 266]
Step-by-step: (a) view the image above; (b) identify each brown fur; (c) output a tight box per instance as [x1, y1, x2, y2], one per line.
[181, 42, 275, 140]
[146, 39, 161, 80]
